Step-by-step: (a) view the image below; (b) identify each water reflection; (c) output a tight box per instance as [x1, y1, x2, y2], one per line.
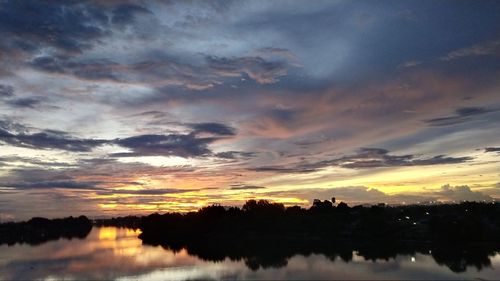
[1, 227, 500, 280]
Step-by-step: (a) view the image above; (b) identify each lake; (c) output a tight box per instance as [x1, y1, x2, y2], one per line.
[1, 226, 499, 280]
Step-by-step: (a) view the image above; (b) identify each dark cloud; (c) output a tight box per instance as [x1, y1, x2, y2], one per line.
[113, 133, 216, 158]
[0, 119, 28, 133]
[249, 166, 318, 174]
[0, 84, 14, 97]
[0, 167, 102, 190]
[190, 122, 236, 136]
[251, 148, 473, 173]
[111, 3, 151, 25]
[132, 111, 170, 119]
[27, 54, 293, 89]
[411, 155, 474, 166]
[96, 188, 196, 196]
[0, 126, 108, 152]
[0, 165, 153, 193]
[0, 180, 101, 190]
[0, 0, 151, 55]
[229, 184, 266, 190]
[0, 119, 235, 157]
[268, 107, 302, 123]
[320, 148, 472, 169]
[485, 147, 500, 153]
[0, 0, 108, 54]
[205, 55, 290, 84]
[30, 56, 120, 81]
[5, 97, 43, 109]
[425, 107, 499, 127]
[215, 151, 257, 159]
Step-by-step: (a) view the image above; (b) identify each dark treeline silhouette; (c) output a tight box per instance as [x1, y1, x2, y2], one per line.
[98, 199, 500, 272]
[4, 200, 499, 272]
[137, 200, 500, 244]
[0, 216, 92, 246]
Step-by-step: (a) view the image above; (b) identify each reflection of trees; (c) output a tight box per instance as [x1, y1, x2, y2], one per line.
[431, 245, 494, 273]
[145, 236, 499, 273]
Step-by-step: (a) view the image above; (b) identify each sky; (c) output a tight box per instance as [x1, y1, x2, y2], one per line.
[0, 0, 499, 220]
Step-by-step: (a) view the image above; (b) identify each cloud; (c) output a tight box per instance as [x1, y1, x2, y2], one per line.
[0, 1, 107, 54]
[190, 122, 236, 136]
[0, 167, 103, 190]
[425, 107, 499, 127]
[328, 148, 472, 169]
[251, 148, 473, 173]
[436, 184, 493, 202]
[111, 3, 151, 26]
[113, 133, 216, 158]
[0, 163, 165, 192]
[255, 47, 300, 65]
[0, 119, 28, 133]
[215, 151, 257, 159]
[398, 60, 422, 68]
[0, 180, 101, 190]
[205, 55, 290, 84]
[0, 125, 108, 152]
[0, 119, 236, 157]
[269, 184, 494, 205]
[440, 39, 500, 61]
[0, 0, 150, 55]
[485, 147, 500, 153]
[229, 184, 266, 190]
[30, 56, 120, 82]
[0, 84, 14, 97]
[262, 186, 431, 205]
[250, 166, 318, 174]
[5, 97, 43, 108]
[0, 155, 75, 168]
[27, 53, 295, 89]
[95, 188, 196, 196]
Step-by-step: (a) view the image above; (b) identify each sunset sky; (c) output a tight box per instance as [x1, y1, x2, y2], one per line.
[1, 0, 499, 220]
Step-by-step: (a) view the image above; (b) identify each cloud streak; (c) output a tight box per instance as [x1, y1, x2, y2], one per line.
[425, 107, 499, 127]
[251, 148, 473, 173]
[440, 39, 500, 61]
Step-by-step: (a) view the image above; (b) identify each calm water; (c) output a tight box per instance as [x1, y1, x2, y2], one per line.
[1, 227, 500, 280]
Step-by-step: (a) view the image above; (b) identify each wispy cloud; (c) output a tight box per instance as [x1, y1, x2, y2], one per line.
[440, 39, 500, 61]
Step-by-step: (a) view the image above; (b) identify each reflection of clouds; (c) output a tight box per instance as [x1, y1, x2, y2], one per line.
[0, 227, 204, 280]
[1, 227, 500, 280]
